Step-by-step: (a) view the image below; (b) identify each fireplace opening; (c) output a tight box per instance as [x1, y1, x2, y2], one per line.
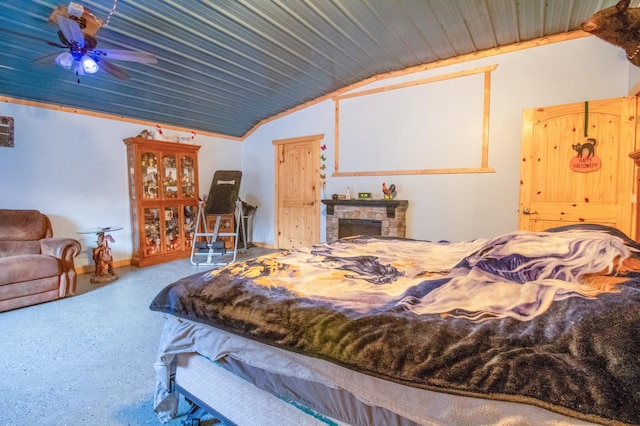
[338, 218, 382, 239]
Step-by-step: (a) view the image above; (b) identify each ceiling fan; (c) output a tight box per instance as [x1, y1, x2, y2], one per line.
[38, 2, 157, 81]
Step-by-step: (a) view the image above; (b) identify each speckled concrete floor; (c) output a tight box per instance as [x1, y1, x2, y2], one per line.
[0, 248, 276, 426]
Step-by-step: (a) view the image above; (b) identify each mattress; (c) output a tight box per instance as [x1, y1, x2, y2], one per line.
[155, 315, 599, 425]
[174, 352, 346, 425]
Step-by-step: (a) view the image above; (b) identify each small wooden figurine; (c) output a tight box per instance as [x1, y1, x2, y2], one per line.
[90, 228, 118, 283]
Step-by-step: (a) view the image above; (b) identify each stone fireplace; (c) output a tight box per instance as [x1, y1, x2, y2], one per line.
[322, 199, 408, 242]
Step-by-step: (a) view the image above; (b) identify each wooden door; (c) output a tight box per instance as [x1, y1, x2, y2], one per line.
[519, 97, 637, 236]
[273, 134, 323, 249]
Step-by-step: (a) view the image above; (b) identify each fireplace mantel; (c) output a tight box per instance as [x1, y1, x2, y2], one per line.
[321, 199, 408, 218]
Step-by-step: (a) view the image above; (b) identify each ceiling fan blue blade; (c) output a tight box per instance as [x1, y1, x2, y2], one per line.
[93, 49, 157, 64]
[57, 16, 84, 48]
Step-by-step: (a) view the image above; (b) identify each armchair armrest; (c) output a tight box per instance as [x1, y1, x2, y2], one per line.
[39, 238, 81, 297]
[39, 238, 81, 261]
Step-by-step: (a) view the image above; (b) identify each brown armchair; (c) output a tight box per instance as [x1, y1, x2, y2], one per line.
[0, 209, 81, 312]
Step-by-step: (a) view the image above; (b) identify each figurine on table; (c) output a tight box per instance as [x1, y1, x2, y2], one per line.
[93, 232, 114, 279]
[79, 226, 122, 284]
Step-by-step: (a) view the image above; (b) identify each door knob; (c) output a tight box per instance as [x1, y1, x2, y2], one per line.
[522, 208, 538, 215]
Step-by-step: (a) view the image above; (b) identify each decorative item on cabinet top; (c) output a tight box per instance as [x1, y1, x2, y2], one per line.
[123, 137, 201, 267]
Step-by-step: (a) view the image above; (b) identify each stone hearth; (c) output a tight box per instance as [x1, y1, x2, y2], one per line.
[322, 199, 408, 242]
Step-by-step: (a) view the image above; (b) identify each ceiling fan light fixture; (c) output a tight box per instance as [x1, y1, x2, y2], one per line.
[81, 55, 99, 74]
[55, 52, 74, 69]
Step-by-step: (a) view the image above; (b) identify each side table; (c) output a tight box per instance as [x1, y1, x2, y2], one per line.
[77, 226, 123, 283]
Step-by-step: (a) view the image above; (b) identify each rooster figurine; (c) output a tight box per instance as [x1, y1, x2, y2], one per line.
[382, 182, 396, 199]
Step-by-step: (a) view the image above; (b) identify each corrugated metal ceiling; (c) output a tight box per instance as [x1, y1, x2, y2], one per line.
[0, 0, 624, 138]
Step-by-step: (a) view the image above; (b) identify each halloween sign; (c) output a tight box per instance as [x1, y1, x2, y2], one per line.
[570, 138, 601, 172]
[570, 101, 601, 173]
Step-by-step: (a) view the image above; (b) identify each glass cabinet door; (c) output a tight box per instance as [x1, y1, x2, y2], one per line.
[183, 204, 197, 250]
[143, 207, 161, 256]
[140, 152, 159, 199]
[164, 206, 181, 252]
[162, 154, 178, 199]
[180, 155, 196, 199]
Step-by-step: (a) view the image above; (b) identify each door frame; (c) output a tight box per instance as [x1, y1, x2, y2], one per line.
[518, 96, 637, 237]
[273, 133, 324, 249]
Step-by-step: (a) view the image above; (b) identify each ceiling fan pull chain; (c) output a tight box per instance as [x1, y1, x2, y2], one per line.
[103, 0, 118, 28]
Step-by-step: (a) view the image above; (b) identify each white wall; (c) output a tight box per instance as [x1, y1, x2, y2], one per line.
[0, 103, 242, 267]
[242, 36, 634, 245]
[1, 36, 635, 264]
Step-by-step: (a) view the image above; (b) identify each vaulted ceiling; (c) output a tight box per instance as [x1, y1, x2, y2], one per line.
[0, 0, 624, 139]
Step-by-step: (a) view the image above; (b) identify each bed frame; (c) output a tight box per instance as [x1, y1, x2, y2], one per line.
[173, 353, 348, 426]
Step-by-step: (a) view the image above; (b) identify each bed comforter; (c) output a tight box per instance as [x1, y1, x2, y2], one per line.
[150, 224, 640, 425]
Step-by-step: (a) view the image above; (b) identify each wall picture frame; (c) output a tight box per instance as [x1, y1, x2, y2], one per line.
[0, 116, 14, 148]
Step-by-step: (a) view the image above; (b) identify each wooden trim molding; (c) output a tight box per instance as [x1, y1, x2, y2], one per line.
[332, 167, 495, 177]
[74, 244, 274, 274]
[243, 31, 591, 139]
[0, 96, 242, 141]
[3, 32, 590, 142]
[75, 258, 130, 275]
[272, 133, 325, 145]
[333, 65, 497, 177]
[336, 65, 496, 101]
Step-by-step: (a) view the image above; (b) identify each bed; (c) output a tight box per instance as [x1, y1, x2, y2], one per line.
[151, 224, 640, 425]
